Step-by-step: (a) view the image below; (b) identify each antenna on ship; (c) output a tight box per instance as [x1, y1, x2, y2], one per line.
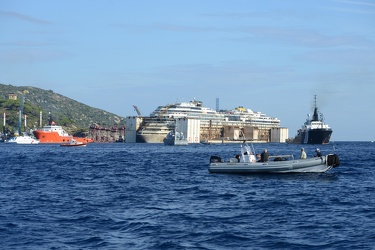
[2, 112, 5, 138]
[16, 90, 28, 135]
[39, 111, 42, 128]
[314, 94, 317, 108]
[312, 95, 319, 121]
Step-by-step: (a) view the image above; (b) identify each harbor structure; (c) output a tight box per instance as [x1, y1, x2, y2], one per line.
[89, 123, 126, 142]
[163, 118, 200, 145]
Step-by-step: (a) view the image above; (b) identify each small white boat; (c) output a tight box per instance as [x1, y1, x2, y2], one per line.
[6, 134, 40, 144]
[60, 139, 87, 147]
[209, 143, 340, 174]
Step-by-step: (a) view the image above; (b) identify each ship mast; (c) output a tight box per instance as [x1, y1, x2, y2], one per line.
[312, 95, 319, 122]
[17, 90, 28, 135]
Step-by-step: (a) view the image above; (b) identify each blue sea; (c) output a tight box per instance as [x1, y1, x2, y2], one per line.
[1, 141, 374, 249]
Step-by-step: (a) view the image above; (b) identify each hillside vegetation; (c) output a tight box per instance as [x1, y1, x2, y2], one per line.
[0, 83, 125, 136]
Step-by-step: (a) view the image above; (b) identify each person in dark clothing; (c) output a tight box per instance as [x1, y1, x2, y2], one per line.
[235, 154, 241, 162]
[315, 148, 322, 157]
[260, 149, 269, 162]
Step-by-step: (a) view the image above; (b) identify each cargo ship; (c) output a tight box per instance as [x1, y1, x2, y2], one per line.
[288, 95, 332, 144]
[33, 115, 94, 144]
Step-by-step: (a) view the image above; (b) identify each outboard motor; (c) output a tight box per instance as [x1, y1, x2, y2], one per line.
[210, 156, 223, 163]
[327, 154, 340, 168]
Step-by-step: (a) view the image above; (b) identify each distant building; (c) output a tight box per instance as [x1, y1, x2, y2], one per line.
[8, 93, 18, 100]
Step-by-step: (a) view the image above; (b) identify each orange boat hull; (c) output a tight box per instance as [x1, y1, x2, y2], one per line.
[33, 131, 94, 144]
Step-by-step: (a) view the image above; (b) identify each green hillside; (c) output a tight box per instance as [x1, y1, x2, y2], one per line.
[0, 83, 125, 136]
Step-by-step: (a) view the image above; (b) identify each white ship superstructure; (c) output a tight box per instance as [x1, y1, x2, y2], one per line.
[134, 100, 282, 143]
[150, 100, 225, 121]
[136, 100, 224, 143]
[222, 106, 280, 128]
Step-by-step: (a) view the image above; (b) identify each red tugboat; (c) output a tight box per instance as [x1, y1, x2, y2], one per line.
[33, 114, 94, 144]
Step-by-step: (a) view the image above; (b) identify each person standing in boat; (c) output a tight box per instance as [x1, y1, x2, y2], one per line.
[315, 148, 322, 158]
[260, 149, 269, 162]
[300, 148, 307, 159]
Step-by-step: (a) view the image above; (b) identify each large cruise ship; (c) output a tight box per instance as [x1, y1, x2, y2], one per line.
[135, 100, 281, 143]
[288, 96, 332, 144]
[136, 100, 225, 143]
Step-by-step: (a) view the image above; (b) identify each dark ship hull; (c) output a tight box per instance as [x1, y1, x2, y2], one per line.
[287, 95, 333, 145]
[299, 128, 332, 144]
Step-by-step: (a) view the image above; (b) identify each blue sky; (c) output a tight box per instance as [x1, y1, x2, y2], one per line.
[1, 0, 374, 141]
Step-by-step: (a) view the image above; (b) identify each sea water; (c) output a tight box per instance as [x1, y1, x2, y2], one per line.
[0, 141, 374, 249]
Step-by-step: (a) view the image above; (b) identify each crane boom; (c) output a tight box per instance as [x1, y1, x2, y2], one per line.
[132, 105, 143, 116]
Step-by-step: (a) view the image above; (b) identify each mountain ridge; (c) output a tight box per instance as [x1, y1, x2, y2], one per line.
[0, 83, 126, 135]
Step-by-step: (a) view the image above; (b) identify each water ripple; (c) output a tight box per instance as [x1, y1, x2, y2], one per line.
[0, 142, 374, 249]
